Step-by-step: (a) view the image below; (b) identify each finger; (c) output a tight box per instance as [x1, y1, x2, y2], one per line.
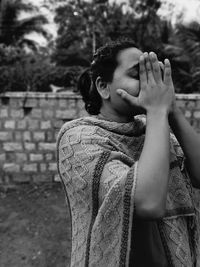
[117, 89, 139, 107]
[163, 59, 173, 85]
[149, 52, 162, 82]
[144, 52, 154, 83]
[139, 54, 147, 89]
[159, 61, 164, 79]
[159, 61, 164, 71]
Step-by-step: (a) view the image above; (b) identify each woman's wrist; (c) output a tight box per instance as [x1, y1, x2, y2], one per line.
[147, 108, 169, 119]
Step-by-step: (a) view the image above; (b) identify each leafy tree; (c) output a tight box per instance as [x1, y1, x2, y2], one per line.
[129, 0, 200, 93]
[52, 0, 170, 91]
[0, 44, 81, 93]
[129, 0, 167, 55]
[0, 0, 49, 49]
[162, 21, 200, 93]
[53, 0, 138, 66]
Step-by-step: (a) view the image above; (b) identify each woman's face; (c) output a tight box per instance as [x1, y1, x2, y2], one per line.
[108, 47, 143, 116]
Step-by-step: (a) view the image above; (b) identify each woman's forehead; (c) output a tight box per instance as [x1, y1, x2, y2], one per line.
[117, 47, 143, 68]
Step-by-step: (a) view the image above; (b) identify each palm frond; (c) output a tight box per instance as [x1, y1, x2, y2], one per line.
[15, 15, 48, 36]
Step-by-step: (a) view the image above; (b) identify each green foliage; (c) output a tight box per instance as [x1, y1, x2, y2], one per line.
[159, 21, 200, 93]
[52, 0, 169, 91]
[0, 45, 80, 93]
[53, 0, 139, 66]
[1, 0, 200, 93]
[176, 22, 200, 92]
[129, 0, 164, 53]
[0, 0, 49, 48]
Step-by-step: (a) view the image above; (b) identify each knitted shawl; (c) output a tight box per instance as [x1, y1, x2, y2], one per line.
[57, 115, 200, 267]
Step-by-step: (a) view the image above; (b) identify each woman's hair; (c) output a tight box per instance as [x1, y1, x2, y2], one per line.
[78, 39, 138, 115]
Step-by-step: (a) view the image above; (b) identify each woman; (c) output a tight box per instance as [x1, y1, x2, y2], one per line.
[57, 39, 200, 266]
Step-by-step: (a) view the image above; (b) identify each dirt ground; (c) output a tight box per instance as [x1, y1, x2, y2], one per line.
[0, 183, 71, 267]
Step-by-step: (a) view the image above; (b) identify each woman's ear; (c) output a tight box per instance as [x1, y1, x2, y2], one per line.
[95, 76, 110, 100]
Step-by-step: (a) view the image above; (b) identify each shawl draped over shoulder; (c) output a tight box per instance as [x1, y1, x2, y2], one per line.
[57, 115, 200, 267]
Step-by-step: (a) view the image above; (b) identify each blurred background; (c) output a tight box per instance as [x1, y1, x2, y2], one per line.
[1, 0, 200, 94]
[1, 0, 200, 266]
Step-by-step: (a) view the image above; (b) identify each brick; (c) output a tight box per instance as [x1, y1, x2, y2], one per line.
[40, 163, 47, 172]
[55, 109, 76, 119]
[38, 142, 56, 151]
[39, 99, 55, 107]
[3, 175, 11, 184]
[48, 162, 57, 171]
[186, 100, 196, 109]
[184, 110, 192, 118]
[52, 120, 63, 129]
[24, 142, 36, 151]
[23, 163, 37, 172]
[10, 109, 23, 118]
[30, 153, 43, 161]
[176, 100, 186, 108]
[3, 163, 20, 172]
[32, 174, 52, 183]
[12, 174, 30, 183]
[31, 108, 42, 118]
[28, 119, 39, 130]
[6, 152, 15, 161]
[54, 174, 61, 182]
[9, 98, 24, 108]
[45, 153, 54, 161]
[4, 120, 15, 129]
[0, 154, 6, 162]
[33, 132, 45, 141]
[0, 131, 13, 141]
[46, 131, 54, 142]
[193, 111, 200, 119]
[0, 108, 8, 118]
[0, 175, 3, 184]
[23, 131, 32, 141]
[58, 99, 67, 108]
[17, 120, 27, 129]
[43, 109, 54, 118]
[14, 131, 23, 141]
[24, 98, 38, 107]
[3, 142, 23, 151]
[41, 120, 51, 129]
[54, 131, 59, 140]
[16, 153, 27, 163]
[68, 99, 77, 109]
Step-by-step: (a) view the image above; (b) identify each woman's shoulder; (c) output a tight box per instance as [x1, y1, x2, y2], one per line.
[57, 116, 105, 143]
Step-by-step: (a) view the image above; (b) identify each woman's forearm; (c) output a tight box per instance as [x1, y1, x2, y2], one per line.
[135, 111, 170, 219]
[169, 107, 200, 188]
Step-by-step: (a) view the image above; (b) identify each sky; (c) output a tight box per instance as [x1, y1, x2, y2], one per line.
[159, 0, 200, 25]
[23, 0, 200, 46]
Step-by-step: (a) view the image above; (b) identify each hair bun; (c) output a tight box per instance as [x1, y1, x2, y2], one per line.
[85, 102, 99, 115]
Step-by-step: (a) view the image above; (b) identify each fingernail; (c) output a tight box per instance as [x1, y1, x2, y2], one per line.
[140, 55, 144, 61]
[150, 52, 156, 58]
[165, 58, 170, 64]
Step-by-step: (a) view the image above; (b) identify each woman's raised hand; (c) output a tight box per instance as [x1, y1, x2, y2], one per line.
[117, 52, 175, 115]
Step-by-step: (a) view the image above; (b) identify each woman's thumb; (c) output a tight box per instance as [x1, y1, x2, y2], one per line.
[117, 89, 139, 106]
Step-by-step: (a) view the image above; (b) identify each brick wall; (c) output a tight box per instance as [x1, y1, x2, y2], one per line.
[0, 92, 87, 185]
[0, 92, 200, 185]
